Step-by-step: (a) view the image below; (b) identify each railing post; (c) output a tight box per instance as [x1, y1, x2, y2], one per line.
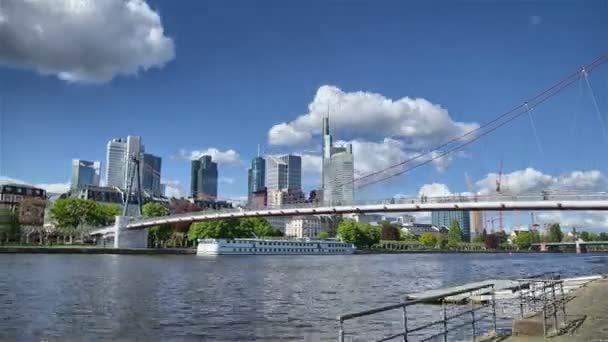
[491, 284, 497, 334]
[551, 283, 558, 332]
[470, 290, 476, 339]
[559, 281, 567, 321]
[518, 281, 524, 318]
[338, 319, 344, 342]
[442, 299, 448, 342]
[402, 305, 408, 342]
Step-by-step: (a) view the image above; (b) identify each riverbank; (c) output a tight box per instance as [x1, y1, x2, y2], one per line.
[0, 246, 196, 254]
[358, 249, 539, 254]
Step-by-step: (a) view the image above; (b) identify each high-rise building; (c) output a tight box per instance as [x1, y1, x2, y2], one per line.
[106, 138, 127, 188]
[191, 155, 218, 199]
[142, 153, 162, 196]
[266, 155, 301, 192]
[71, 159, 101, 189]
[431, 210, 471, 242]
[106, 135, 145, 190]
[322, 117, 354, 206]
[248, 155, 265, 199]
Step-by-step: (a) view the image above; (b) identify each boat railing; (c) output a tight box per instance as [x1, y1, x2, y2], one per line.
[337, 283, 497, 342]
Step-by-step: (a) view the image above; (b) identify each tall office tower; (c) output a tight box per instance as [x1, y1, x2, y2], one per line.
[71, 159, 101, 189]
[248, 154, 266, 199]
[266, 155, 301, 191]
[106, 136, 145, 190]
[191, 155, 218, 199]
[142, 153, 162, 196]
[106, 138, 127, 188]
[321, 117, 354, 206]
[431, 210, 472, 242]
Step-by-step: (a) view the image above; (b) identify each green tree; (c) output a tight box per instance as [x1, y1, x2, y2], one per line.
[317, 231, 329, 240]
[514, 231, 532, 249]
[337, 221, 379, 248]
[91, 204, 121, 227]
[448, 220, 463, 243]
[600, 232, 608, 241]
[50, 198, 99, 243]
[419, 233, 437, 247]
[143, 202, 170, 217]
[380, 223, 401, 241]
[472, 235, 484, 244]
[187, 218, 244, 241]
[143, 202, 172, 247]
[400, 230, 417, 241]
[239, 218, 280, 237]
[436, 234, 448, 249]
[547, 223, 564, 243]
[0, 208, 20, 243]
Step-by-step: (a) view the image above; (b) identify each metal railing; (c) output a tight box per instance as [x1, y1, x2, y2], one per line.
[516, 277, 568, 337]
[337, 284, 497, 342]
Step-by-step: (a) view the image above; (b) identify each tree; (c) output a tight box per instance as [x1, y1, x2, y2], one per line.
[143, 202, 170, 217]
[599, 232, 608, 241]
[400, 231, 417, 241]
[0, 209, 20, 243]
[448, 220, 463, 243]
[143, 202, 172, 247]
[187, 218, 245, 241]
[50, 198, 99, 243]
[514, 231, 532, 249]
[380, 223, 401, 241]
[239, 218, 280, 237]
[484, 233, 500, 249]
[472, 235, 484, 244]
[436, 234, 448, 249]
[337, 221, 380, 248]
[547, 223, 564, 243]
[419, 233, 437, 247]
[317, 231, 329, 240]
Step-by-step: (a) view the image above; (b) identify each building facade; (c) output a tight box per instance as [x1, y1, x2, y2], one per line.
[248, 156, 265, 200]
[191, 155, 218, 199]
[431, 210, 471, 242]
[285, 216, 331, 238]
[321, 117, 354, 206]
[71, 159, 101, 189]
[106, 138, 127, 188]
[0, 182, 47, 226]
[142, 153, 162, 196]
[266, 155, 301, 192]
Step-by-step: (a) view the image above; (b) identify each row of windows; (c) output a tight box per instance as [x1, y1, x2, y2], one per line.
[232, 248, 347, 253]
[225, 240, 349, 247]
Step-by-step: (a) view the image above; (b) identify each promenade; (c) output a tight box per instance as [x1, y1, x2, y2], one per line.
[506, 277, 608, 341]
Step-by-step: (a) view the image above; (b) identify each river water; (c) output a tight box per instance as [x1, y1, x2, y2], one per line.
[1, 253, 607, 341]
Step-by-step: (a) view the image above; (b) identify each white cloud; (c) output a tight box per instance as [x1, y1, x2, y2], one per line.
[177, 148, 241, 165]
[0, 176, 69, 194]
[0, 0, 174, 82]
[300, 154, 322, 174]
[418, 183, 452, 197]
[475, 168, 607, 195]
[219, 177, 235, 185]
[536, 212, 608, 233]
[268, 85, 479, 147]
[161, 179, 183, 198]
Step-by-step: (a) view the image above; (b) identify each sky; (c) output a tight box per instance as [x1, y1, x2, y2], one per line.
[0, 0, 607, 230]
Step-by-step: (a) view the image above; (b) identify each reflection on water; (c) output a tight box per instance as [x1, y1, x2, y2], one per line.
[0, 253, 606, 340]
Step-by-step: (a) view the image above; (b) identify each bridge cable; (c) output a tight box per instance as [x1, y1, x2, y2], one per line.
[582, 67, 608, 140]
[525, 102, 545, 158]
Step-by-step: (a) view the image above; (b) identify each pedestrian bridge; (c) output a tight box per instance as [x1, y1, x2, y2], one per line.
[90, 193, 608, 248]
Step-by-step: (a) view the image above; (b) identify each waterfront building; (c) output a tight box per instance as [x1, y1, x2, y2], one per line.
[71, 159, 101, 189]
[142, 153, 162, 196]
[401, 224, 448, 238]
[249, 189, 267, 209]
[106, 135, 145, 190]
[191, 155, 218, 199]
[160, 183, 167, 197]
[470, 211, 484, 238]
[285, 216, 331, 238]
[321, 117, 354, 206]
[0, 182, 47, 226]
[431, 210, 471, 241]
[266, 155, 301, 192]
[248, 155, 265, 201]
[343, 213, 384, 225]
[267, 188, 305, 208]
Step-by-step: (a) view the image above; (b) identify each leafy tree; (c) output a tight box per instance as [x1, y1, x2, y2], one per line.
[337, 221, 380, 248]
[143, 202, 172, 247]
[187, 218, 245, 241]
[419, 233, 437, 247]
[547, 223, 563, 243]
[239, 218, 280, 237]
[91, 204, 121, 227]
[448, 220, 463, 243]
[317, 231, 329, 240]
[436, 234, 448, 249]
[447, 240, 459, 249]
[380, 223, 401, 241]
[364, 225, 381, 248]
[50, 198, 99, 243]
[400, 231, 418, 241]
[143, 202, 170, 217]
[0, 209, 20, 243]
[514, 231, 532, 249]
[599, 232, 608, 241]
[530, 230, 541, 243]
[472, 235, 484, 244]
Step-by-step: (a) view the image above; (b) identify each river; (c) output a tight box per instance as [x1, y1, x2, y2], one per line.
[1, 253, 607, 341]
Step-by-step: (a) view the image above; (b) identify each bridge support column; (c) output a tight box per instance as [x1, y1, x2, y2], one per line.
[113, 216, 148, 249]
[576, 242, 587, 254]
[539, 243, 548, 252]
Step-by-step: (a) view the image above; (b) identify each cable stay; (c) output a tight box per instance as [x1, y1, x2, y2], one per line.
[582, 67, 608, 141]
[524, 102, 545, 158]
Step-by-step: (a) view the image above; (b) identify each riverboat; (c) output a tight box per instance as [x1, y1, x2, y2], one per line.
[197, 238, 356, 255]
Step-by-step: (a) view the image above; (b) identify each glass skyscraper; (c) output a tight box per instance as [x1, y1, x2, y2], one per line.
[266, 155, 301, 191]
[191, 155, 218, 199]
[322, 117, 354, 206]
[431, 210, 471, 242]
[142, 153, 162, 196]
[106, 138, 127, 188]
[248, 156, 265, 196]
[71, 159, 100, 189]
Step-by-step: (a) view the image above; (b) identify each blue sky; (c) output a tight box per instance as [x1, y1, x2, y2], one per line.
[1, 1, 607, 229]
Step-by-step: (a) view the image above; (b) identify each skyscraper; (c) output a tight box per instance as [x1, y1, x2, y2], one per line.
[142, 153, 162, 196]
[431, 210, 472, 242]
[105, 135, 144, 190]
[322, 117, 354, 206]
[106, 138, 127, 188]
[191, 155, 218, 199]
[71, 159, 101, 189]
[248, 155, 265, 198]
[266, 155, 301, 191]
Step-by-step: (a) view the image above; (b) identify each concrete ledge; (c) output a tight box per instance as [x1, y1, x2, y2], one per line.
[0, 247, 196, 254]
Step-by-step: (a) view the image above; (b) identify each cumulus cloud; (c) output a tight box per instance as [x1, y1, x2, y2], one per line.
[0, 175, 69, 194]
[300, 154, 322, 174]
[268, 85, 479, 147]
[475, 168, 607, 195]
[0, 0, 174, 82]
[177, 148, 241, 165]
[418, 183, 452, 197]
[161, 179, 183, 198]
[536, 211, 608, 232]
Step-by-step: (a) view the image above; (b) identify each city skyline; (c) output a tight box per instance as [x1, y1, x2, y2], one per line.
[1, 1, 607, 230]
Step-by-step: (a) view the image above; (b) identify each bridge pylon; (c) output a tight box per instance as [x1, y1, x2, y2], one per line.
[113, 215, 148, 248]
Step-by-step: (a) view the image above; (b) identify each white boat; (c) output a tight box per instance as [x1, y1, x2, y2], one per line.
[197, 238, 356, 255]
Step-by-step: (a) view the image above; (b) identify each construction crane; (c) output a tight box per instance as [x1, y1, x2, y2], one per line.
[494, 160, 505, 232]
